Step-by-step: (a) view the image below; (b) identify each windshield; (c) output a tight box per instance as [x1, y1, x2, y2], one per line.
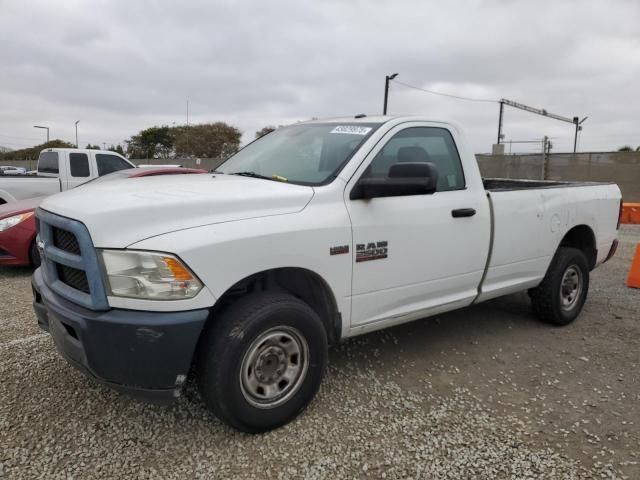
[217, 123, 380, 185]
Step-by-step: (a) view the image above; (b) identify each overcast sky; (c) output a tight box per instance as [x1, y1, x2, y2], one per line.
[1, 0, 639, 154]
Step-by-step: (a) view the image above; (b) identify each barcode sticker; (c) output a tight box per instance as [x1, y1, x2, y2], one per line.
[330, 125, 372, 135]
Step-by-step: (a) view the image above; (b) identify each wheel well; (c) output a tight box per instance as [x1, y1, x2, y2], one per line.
[559, 225, 597, 270]
[209, 268, 341, 345]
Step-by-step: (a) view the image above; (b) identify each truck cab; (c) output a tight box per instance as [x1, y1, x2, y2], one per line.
[37, 148, 134, 190]
[0, 148, 134, 204]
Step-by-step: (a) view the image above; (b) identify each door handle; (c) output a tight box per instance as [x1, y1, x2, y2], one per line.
[452, 208, 476, 218]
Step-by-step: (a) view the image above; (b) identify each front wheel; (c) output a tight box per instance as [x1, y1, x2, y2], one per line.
[529, 247, 589, 326]
[29, 240, 41, 268]
[196, 292, 328, 433]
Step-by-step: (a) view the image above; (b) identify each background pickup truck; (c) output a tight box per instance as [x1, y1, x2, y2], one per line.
[31, 116, 622, 433]
[0, 148, 134, 204]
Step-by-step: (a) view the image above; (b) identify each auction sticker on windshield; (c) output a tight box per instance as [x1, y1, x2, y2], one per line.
[330, 125, 372, 135]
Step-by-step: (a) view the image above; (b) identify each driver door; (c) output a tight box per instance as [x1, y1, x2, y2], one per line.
[345, 123, 490, 330]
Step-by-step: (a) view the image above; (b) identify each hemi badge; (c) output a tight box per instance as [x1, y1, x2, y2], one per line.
[330, 245, 349, 256]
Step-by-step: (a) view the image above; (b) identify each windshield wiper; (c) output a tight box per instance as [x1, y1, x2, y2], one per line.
[230, 171, 272, 180]
[230, 171, 288, 182]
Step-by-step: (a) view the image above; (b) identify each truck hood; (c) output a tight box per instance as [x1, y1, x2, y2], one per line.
[40, 173, 314, 247]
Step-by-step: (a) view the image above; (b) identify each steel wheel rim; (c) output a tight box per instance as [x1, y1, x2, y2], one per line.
[240, 326, 309, 409]
[560, 265, 582, 311]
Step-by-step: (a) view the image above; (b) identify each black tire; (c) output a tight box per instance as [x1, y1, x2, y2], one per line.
[196, 292, 328, 433]
[529, 247, 589, 326]
[29, 240, 41, 268]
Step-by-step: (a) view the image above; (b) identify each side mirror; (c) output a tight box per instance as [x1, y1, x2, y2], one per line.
[350, 162, 439, 200]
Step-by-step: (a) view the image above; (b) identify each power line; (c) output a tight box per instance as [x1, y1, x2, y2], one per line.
[391, 79, 498, 104]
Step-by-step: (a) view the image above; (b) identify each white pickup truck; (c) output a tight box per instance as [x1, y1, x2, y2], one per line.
[32, 116, 622, 433]
[0, 148, 134, 204]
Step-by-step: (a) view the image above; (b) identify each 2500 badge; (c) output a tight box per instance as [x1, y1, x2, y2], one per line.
[356, 241, 388, 262]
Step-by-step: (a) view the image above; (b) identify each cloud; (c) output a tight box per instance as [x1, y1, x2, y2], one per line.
[1, 0, 639, 153]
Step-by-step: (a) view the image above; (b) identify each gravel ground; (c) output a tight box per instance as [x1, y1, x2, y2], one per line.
[1, 225, 639, 479]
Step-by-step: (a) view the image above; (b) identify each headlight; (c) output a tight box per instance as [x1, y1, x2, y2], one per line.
[0, 212, 34, 232]
[100, 250, 203, 300]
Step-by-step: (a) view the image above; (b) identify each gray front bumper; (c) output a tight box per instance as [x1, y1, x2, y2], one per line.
[32, 268, 209, 401]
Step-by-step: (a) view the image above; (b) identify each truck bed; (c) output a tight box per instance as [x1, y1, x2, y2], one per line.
[483, 178, 614, 192]
[0, 174, 52, 179]
[477, 179, 621, 304]
[0, 176, 61, 203]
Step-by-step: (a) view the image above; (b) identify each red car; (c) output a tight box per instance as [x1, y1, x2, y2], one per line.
[0, 196, 42, 266]
[0, 167, 207, 267]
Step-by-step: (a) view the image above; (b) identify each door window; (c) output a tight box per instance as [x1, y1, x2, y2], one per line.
[362, 127, 465, 191]
[96, 154, 131, 176]
[69, 153, 90, 177]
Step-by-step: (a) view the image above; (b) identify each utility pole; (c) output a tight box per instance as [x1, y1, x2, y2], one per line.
[102, 142, 107, 150]
[541, 136, 548, 180]
[33, 125, 50, 143]
[383, 73, 398, 115]
[75, 120, 80, 147]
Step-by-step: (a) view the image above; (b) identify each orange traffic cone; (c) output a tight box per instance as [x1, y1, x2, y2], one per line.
[628, 244, 640, 289]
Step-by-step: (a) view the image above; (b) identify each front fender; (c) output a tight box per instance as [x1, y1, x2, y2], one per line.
[129, 207, 353, 335]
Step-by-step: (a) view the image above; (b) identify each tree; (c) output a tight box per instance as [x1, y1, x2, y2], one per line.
[173, 122, 241, 158]
[636, 146, 640, 152]
[125, 122, 243, 159]
[0, 140, 74, 161]
[126, 126, 174, 159]
[85, 144, 101, 150]
[255, 126, 276, 139]
[618, 145, 633, 152]
[108, 144, 125, 155]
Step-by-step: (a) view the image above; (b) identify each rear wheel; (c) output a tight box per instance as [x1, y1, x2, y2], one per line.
[529, 247, 589, 326]
[196, 292, 328, 433]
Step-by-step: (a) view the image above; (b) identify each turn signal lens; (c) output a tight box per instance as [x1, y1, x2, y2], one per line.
[162, 256, 193, 281]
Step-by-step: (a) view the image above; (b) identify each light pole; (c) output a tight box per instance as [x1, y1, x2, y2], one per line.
[573, 116, 588, 153]
[496, 100, 504, 144]
[33, 125, 50, 143]
[75, 120, 80, 148]
[383, 73, 398, 115]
